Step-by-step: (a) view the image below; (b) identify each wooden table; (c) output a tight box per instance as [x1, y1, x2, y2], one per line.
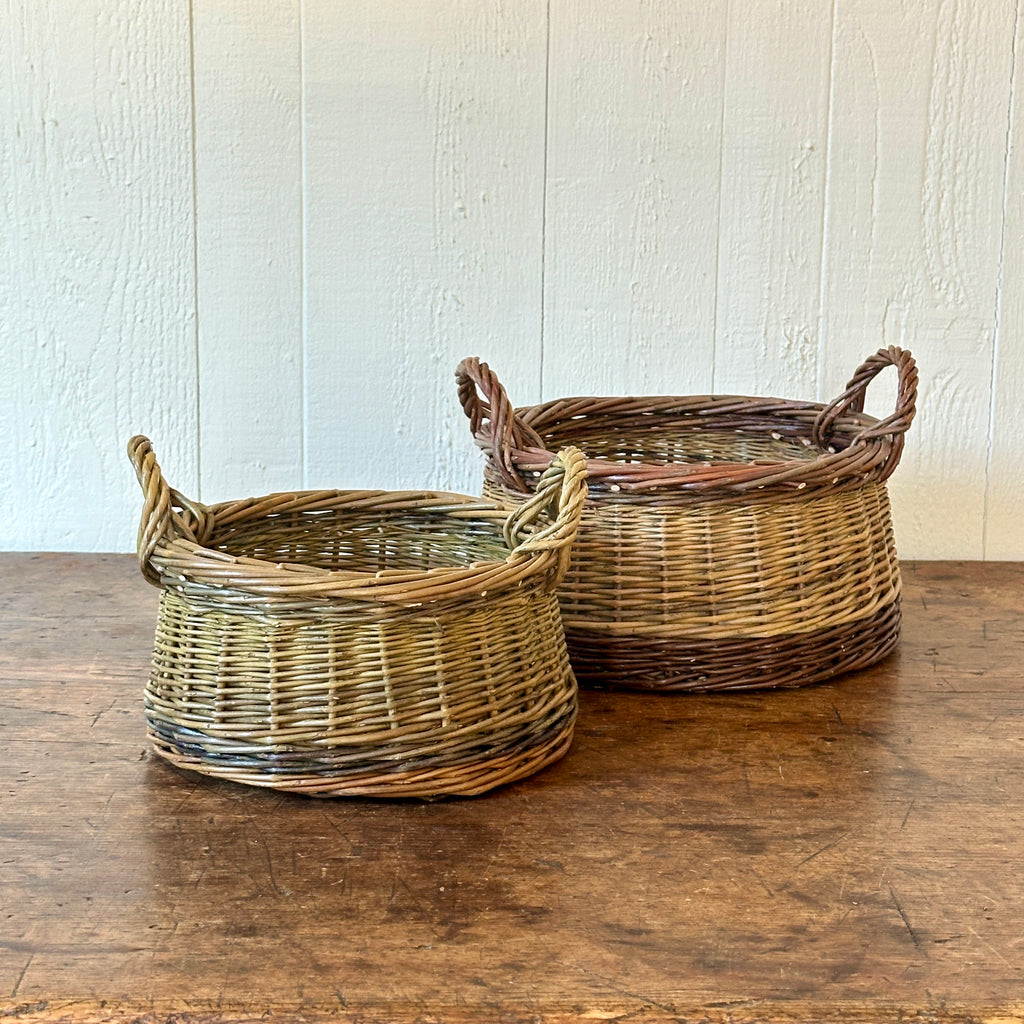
[2, 555, 1023, 1023]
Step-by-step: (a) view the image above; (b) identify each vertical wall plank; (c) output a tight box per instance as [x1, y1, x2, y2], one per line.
[3, 0, 1024, 559]
[0, 0, 195, 551]
[986, 0, 1024, 560]
[193, 0, 303, 499]
[821, 0, 1015, 559]
[302, 0, 548, 496]
[543, 0, 726, 399]
[712, 0, 833, 399]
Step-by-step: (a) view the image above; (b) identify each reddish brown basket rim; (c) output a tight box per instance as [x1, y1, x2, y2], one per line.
[456, 346, 917, 495]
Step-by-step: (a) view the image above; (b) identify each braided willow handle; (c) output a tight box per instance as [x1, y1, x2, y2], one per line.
[456, 357, 547, 493]
[127, 436, 213, 586]
[502, 446, 588, 585]
[813, 347, 918, 466]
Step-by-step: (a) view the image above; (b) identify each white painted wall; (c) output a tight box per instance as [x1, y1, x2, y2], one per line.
[3, 0, 1022, 559]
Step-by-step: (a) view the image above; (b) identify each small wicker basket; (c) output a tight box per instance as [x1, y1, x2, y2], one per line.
[128, 436, 587, 797]
[456, 347, 918, 692]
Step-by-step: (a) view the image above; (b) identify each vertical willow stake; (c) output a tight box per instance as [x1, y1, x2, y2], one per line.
[128, 436, 588, 797]
[457, 347, 918, 691]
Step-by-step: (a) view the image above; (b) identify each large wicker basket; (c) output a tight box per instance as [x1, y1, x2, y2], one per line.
[128, 436, 587, 797]
[456, 347, 918, 692]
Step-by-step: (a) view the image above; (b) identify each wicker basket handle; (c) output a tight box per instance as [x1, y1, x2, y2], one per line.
[813, 347, 918, 464]
[502, 446, 588, 584]
[456, 357, 548, 493]
[127, 435, 213, 586]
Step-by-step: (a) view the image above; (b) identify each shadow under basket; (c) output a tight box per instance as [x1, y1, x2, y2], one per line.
[128, 436, 588, 797]
[457, 346, 918, 693]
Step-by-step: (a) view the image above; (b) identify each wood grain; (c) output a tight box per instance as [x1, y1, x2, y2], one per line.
[301, 0, 548, 499]
[3, 0, 1024, 560]
[986, 0, 1024, 559]
[712, 0, 832, 400]
[2, 555, 1024, 1022]
[543, 0, 726, 399]
[193, 0, 304, 499]
[0, 0, 197, 550]
[821, 0, 1017, 559]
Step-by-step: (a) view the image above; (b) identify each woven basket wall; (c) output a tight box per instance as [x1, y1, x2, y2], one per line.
[128, 436, 588, 797]
[456, 347, 918, 692]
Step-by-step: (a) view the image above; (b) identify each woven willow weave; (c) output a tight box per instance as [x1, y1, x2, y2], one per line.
[129, 436, 588, 797]
[457, 347, 918, 692]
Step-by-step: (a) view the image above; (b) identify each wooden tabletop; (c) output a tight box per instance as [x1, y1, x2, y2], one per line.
[2, 554, 1023, 1023]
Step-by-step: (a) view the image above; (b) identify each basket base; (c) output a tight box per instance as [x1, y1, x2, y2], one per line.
[565, 599, 901, 692]
[146, 712, 576, 798]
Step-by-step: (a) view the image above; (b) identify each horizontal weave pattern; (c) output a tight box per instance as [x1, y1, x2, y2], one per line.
[482, 482, 900, 638]
[566, 599, 902, 692]
[459, 347, 917, 691]
[129, 436, 588, 797]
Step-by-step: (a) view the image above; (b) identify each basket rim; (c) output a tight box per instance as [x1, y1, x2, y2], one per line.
[500, 393, 885, 490]
[152, 490, 541, 596]
[457, 347, 918, 495]
[129, 436, 589, 603]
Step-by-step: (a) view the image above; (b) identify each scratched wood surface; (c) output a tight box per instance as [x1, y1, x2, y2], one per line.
[2, 555, 1023, 1023]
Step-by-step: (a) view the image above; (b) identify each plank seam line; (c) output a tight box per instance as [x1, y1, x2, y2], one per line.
[984, 0, 1021, 559]
[188, 0, 202, 498]
[300, 0, 308, 488]
[539, 0, 551, 400]
[710, 2, 730, 393]
[816, 0, 839, 403]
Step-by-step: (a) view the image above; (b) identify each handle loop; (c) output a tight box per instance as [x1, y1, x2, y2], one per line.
[456, 358, 547, 493]
[813, 347, 918, 462]
[127, 435, 213, 586]
[502, 446, 588, 584]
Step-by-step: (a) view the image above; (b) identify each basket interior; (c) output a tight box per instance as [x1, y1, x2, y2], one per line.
[206, 508, 514, 573]
[537, 419, 824, 468]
